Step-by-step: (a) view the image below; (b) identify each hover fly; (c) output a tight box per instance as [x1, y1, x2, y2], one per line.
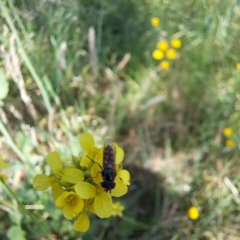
[100, 138, 117, 192]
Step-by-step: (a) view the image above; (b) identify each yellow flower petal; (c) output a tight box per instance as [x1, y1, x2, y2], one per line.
[61, 168, 84, 184]
[33, 174, 54, 191]
[87, 202, 95, 214]
[94, 189, 112, 218]
[51, 183, 64, 203]
[0, 157, 8, 169]
[46, 151, 62, 173]
[80, 155, 92, 167]
[55, 192, 69, 207]
[94, 147, 104, 166]
[111, 176, 127, 197]
[63, 203, 74, 220]
[115, 144, 124, 165]
[117, 169, 130, 185]
[91, 163, 102, 184]
[73, 210, 90, 232]
[75, 182, 97, 199]
[73, 197, 84, 215]
[79, 132, 95, 153]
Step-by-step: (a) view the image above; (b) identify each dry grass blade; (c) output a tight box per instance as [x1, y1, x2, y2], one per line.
[88, 26, 97, 77]
[0, 35, 38, 121]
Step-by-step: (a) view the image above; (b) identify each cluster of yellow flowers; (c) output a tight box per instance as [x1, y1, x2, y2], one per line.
[33, 132, 130, 232]
[151, 17, 181, 70]
[223, 127, 234, 147]
[0, 156, 8, 181]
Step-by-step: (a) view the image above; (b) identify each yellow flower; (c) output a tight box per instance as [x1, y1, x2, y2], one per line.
[112, 201, 125, 217]
[223, 127, 232, 137]
[237, 11, 240, 16]
[236, 63, 240, 70]
[166, 49, 176, 59]
[171, 39, 182, 49]
[157, 41, 168, 51]
[160, 61, 169, 70]
[33, 151, 84, 189]
[151, 17, 159, 27]
[79, 132, 103, 167]
[73, 210, 90, 232]
[152, 49, 164, 60]
[55, 191, 84, 220]
[33, 174, 55, 191]
[187, 206, 199, 220]
[75, 182, 112, 218]
[225, 139, 234, 147]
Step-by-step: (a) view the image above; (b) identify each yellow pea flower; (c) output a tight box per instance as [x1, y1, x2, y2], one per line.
[236, 63, 240, 70]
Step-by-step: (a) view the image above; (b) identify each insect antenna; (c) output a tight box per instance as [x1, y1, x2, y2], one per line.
[86, 155, 102, 178]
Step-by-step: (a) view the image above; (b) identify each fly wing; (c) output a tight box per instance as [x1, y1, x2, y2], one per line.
[103, 138, 116, 169]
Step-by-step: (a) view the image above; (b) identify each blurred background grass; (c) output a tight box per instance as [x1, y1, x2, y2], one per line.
[1, 0, 240, 239]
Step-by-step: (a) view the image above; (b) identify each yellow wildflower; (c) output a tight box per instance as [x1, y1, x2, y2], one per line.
[237, 11, 240, 16]
[55, 191, 84, 220]
[79, 132, 103, 167]
[225, 139, 234, 147]
[166, 49, 176, 59]
[151, 17, 159, 27]
[152, 49, 164, 60]
[187, 206, 199, 220]
[157, 41, 168, 51]
[75, 182, 112, 218]
[112, 201, 125, 217]
[236, 63, 240, 70]
[223, 127, 232, 137]
[171, 39, 182, 49]
[160, 61, 169, 70]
